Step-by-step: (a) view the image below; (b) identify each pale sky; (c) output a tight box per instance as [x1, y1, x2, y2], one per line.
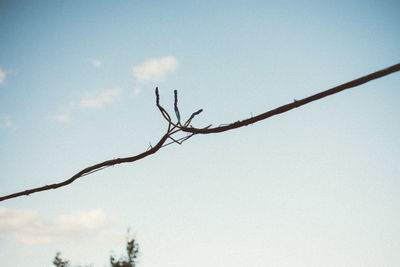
[0, 1, 399, 266]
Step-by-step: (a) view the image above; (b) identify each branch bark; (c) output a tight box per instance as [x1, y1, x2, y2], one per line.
[181, 63, 400, 134]
[0, 132, 171, 202]
[0, 63, 399, 202]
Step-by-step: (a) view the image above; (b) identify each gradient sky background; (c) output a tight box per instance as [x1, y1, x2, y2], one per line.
[0, 0, 399, 266]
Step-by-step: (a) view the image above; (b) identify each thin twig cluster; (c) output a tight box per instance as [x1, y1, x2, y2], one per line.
[155, 87, 205, 148]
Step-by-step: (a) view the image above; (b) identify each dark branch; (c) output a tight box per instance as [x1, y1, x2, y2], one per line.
[181, 63, 400, 134]
[174, 90, 181, 125]
[0, 133, 171, 202]
[0, 63, 399, 202]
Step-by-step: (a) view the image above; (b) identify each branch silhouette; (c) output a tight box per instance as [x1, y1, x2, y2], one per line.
[180, 63, 400, 134]
[0, 63, 399, 202]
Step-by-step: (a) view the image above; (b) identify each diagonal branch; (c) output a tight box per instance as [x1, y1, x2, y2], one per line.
[0, 91, 193, 202]
[0, 132, 172, 202]
[181, 63, 400, 134]
[0, 63, 399, 202]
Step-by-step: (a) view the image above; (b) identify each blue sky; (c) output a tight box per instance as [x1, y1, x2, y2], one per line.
[0, 0, 399, 266]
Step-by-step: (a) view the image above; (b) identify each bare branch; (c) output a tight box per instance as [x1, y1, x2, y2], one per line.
[0, 132, 171, 202]
[0, 91, 184, 202]
[181, 63, 400, 134]
[0, 63, 398, 202]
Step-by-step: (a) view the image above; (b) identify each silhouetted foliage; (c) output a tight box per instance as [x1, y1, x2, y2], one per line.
[110, 238, 139, 267]
[53, 252, 70, 267]
[52, 235, 138, 267]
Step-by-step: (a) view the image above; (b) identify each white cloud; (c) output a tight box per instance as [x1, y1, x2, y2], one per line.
[0, 207, 38, 232]
[92, 60, 102, 68]
[48, 113, 70, 122]
[0, 207, 116, 245]
[0, 67, 5, 84]
[73, 88, 122, 109]
[47, 88, 122, 122]
[0, 116, 13, 128]
[133, 56, 178, 83]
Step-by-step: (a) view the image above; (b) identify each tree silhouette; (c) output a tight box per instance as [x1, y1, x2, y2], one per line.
[53, 252, 70, 267]
[52, 235, 138, 267]
[110, 238, 139, 267]
[0, 63, 399, 202]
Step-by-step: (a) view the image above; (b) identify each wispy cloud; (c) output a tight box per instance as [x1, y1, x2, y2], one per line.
[47, 88, 122, 122]
[0, 207, 116, 245]
[73, 88, 122, 109]
[0, 67, 6, 84]
[133, 87, 141, 96]
[92, 60, 102, 68]
[0, 116, 13, 128]
[48, 113, 70, 122]
[133, 56, 178, 83]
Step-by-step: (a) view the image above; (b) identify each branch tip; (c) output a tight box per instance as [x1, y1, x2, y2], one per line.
[155, 87, 160, 107]
[173, 90, 181, 125]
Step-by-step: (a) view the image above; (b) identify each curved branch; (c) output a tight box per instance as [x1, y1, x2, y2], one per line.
[181, 63, 400, 134]
[0, 132, 172, 202]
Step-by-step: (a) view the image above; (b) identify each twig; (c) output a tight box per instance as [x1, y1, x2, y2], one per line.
[162, 133, 195, 148]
